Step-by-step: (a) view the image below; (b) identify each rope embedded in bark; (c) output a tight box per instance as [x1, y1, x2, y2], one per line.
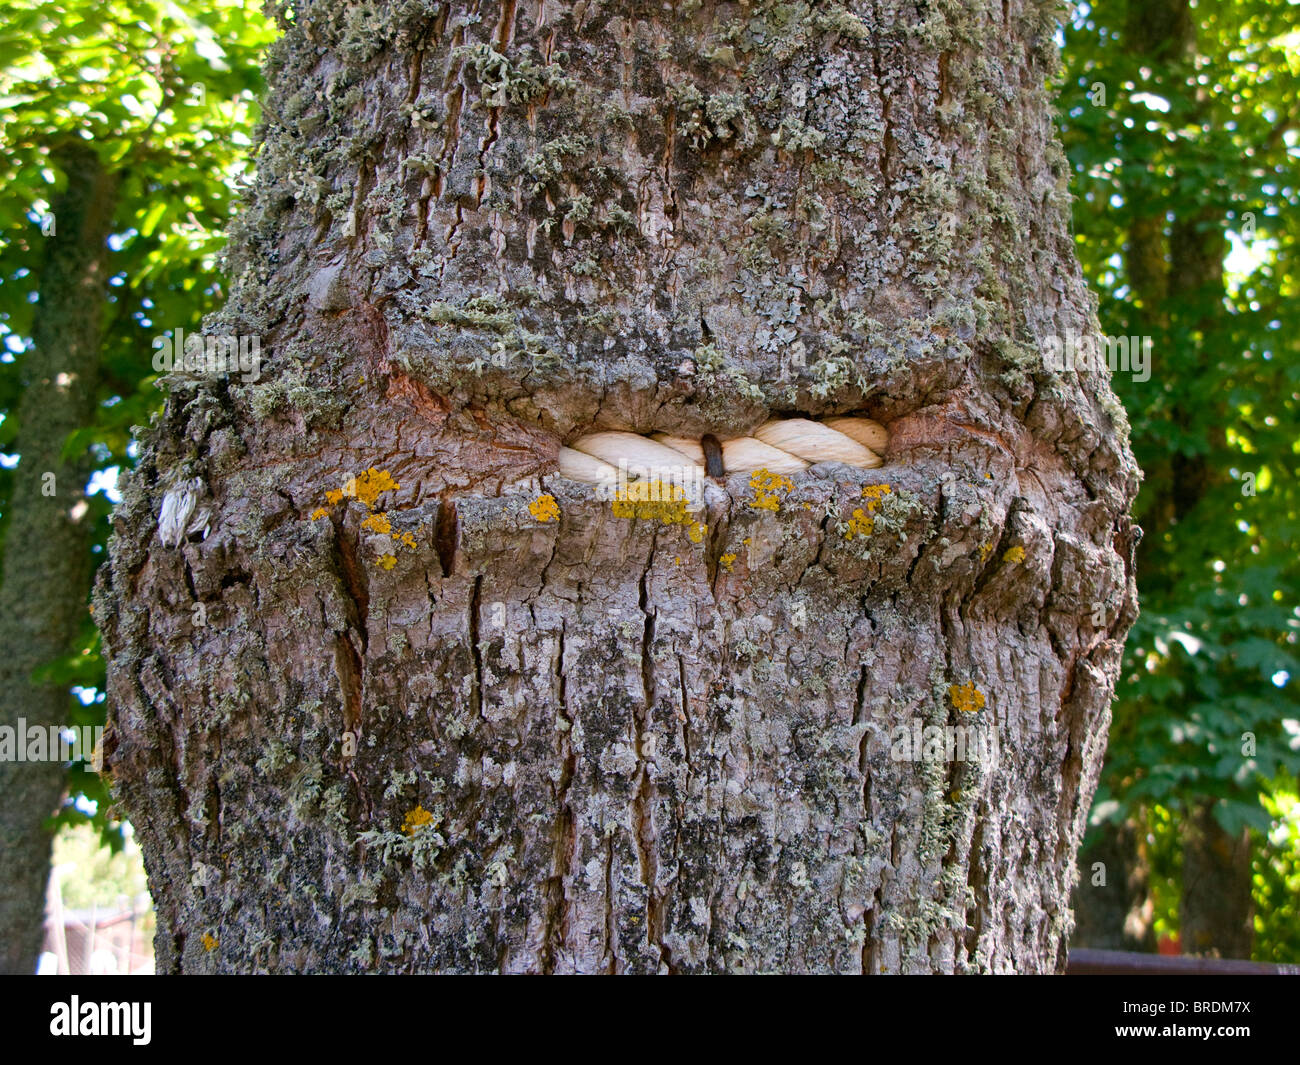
[557, 416, 887, 485]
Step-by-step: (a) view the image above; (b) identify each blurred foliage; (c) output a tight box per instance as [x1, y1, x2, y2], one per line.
[1253, 779, 1300, 962]
[1059, 0, 1300, 958]
[0, 0, 275, 842]
[51, 821, 149, 909]
[1144, 803, 1181, 947]
[49, 821, 155, 975]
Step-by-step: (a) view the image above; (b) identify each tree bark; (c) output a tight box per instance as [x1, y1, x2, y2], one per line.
[97, 0, 1140, 973]
[0, 143, 117, 973]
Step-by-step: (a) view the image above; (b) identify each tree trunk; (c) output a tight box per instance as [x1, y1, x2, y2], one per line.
[1070, 816, 1156, 952]
[0, 143, 117, 973]
[1181, 801, 1254, 959]
[97, 0, 1140, 973]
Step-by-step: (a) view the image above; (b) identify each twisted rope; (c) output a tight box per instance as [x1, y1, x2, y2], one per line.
[558, 417, 887, 485]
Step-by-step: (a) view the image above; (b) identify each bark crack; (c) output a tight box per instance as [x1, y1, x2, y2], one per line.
[435, 494, 458, 578]
[676, 654, 693, 783]
[469, 574, 484, 719]
[541, 618, 574, 974]
[333, 634, 364, 741]
[964, 820, 987, 968]
[333, 521, 370, 649]
[635, 551, 671, 971]
[869, 0, 895, 204]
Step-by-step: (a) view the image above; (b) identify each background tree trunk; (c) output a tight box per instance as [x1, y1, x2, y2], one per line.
[1181, 800, 1254, 959]
[1070, 815, 1156, 952]
[97, 0, 1139, 973]
[0, 143, 116, 973]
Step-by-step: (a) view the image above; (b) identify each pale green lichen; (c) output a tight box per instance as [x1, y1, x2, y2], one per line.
[425, 294, 514, 333]
[455, 42, 575, 107]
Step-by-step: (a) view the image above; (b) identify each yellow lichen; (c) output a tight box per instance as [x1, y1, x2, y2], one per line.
[612, 481, 706, 542]
[315, 467, 400, 519]
[377, 553, 397, 570]
[402, 805, 435, 835]
[1003, 546, 1026, 563]
[720, 552, 737, 571]
[979, 542, 993, 562]
[748, 468, 794, 512]
[845, 508, 875, 538]
[843, 483, 893, 539]
[201, 933, 218, 952]
[398, 531, 417, 549]
[949, 682, 986, 714]
[611, 481, 688, 519]
[361, 512, 392, 534]
[529, 494, 561, 522]
[345, 468, 400, 510]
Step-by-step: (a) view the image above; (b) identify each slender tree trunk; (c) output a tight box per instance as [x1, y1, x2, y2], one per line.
[97, 0, 1139, 973]
[0, 143, 116, 973]
[1070, 815, 1156, 952]
[1181, 801, 1254, 959]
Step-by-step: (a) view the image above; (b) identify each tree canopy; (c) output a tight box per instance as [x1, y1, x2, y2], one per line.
[0, 0, 274, 839]
[1059, 0, 1300, 959]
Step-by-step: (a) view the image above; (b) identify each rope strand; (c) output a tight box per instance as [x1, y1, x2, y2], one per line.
[557, 417, 887, 486]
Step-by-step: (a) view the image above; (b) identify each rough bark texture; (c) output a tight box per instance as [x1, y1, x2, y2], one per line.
[97, 0, 1140, 973]
[0, 143, 117, 973]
